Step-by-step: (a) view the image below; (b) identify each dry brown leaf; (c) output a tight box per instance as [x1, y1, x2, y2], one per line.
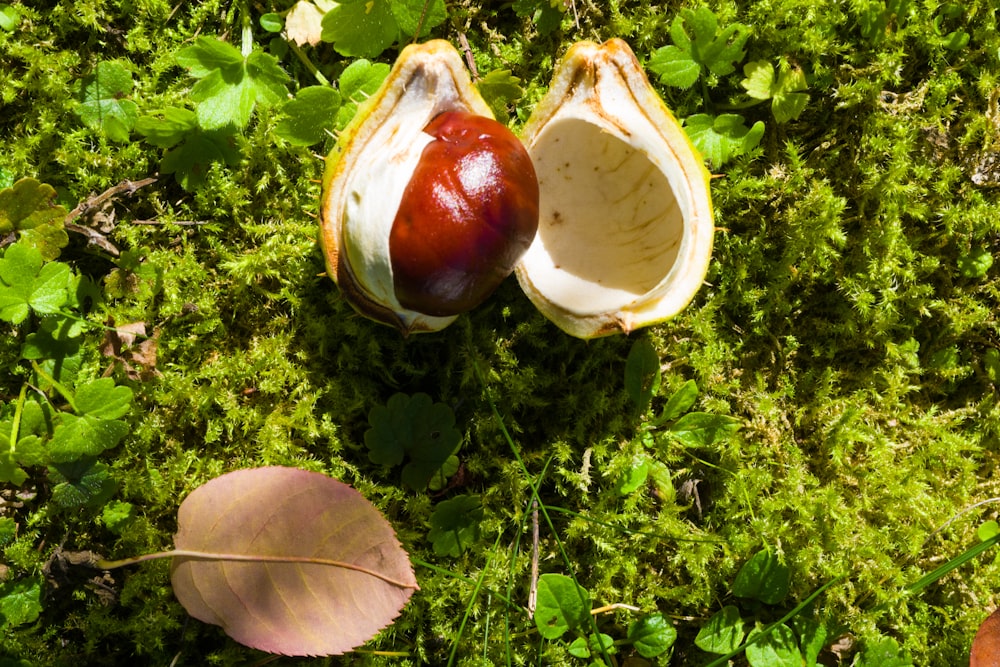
[285, 0, 326, 47]
[170, 467, 418, 656]
[971, 608, 1000, 666]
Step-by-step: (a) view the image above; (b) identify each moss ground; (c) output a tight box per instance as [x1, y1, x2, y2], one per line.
[1, 0, 999, 665]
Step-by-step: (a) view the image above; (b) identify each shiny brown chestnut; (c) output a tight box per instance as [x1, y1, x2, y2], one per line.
[390, 110, 539, 317]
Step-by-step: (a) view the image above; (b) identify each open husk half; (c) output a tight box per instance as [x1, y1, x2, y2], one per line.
[319, 40, 513, 335]
[515, 39, 715, 339]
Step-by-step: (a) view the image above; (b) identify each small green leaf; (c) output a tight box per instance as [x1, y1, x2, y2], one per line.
[49, 459, 116, 508]
[568, 633, 614, 659]
[74, 378, 133, 419]
[48, 414, 129, 463]
[745, 623, 802, 666]
[389, 0, 446, 36]
[625, 338, 660, 414]
[668, 411, 741, 448]
[427, 494, 483, 557]
[101, 500, 134, 533]
[695, 605, 744, 654]
[854, 636, 913, 666]
[0, 577, 42, 628]
[180, 40, 289, 130]
[336, 60, 391, 130]
[683, 113, 764, 169]
[260, 12, 284, 32]
[477, 69, 524, 120]
[135, 108, 199, 149]
[534, 573, 590, 639]
[0, 450, 27, 485]
[176, 37, 243, 78]
[75, 61, 139, 142]
[771, 65, 809, 123]
[158, 127, 242, 191]
[321, 0, 398, 59]
[732, 549, 790, 605]
[425, 454, 459, 492]
[978, 520, 1000, 542]
[0, 3, 21, 31]
[364, 393, 462, 490]
[0, 517, 15, 544]
[0, 242, 71, 324]
[627, 613, 677, 658]
[274, 86, 341, 146]
[648, 45, 702, 89]
[740, 60, 775, 100]
[790, 616, 827, 666]
[0, 178, 68, 260]
[649, 7, 750, 88]
[615, 456, 649, 496]
[657, 379, 698, 424]
[511, 0, 565, 35]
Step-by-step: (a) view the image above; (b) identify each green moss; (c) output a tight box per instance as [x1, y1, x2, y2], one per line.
[0, 0, 998, 664]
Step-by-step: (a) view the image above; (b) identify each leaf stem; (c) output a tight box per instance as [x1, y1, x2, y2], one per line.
[9, 384, 27, 456]
[30, 361, 76, 412]
[287, 41, 330, 86]
[240, 0, 253, 58]
[96, 550, 419, 590]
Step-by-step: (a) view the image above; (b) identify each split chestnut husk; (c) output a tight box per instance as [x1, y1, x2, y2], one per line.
[319, 40, 539, 335]
[320, 39, 715, 339]
[515, 39, 715, 339]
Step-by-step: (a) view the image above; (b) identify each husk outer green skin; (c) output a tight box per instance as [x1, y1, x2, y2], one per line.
[515, 38, 715, 339]
[319, 40, 495, 335]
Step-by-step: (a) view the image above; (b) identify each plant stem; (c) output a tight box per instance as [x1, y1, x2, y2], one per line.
[9, 384, 27, 456]
[30, 361, 76, 412]
[240, 0, 253, 58]
[288, 41, 330, 86]
[905, 531, 1000, 596]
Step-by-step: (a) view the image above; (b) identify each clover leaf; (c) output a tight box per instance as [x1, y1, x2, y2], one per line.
[0, 242, 72, 325]
[683, 113, 764, 169]
[274, 86, 341, 146]
[428, 494, 483, 556]
[364, 392, 461, 491]
[175, 38, 289, 131]
[75, 60, 139, 142]
[0, 178, 68, 260]
[648, 7, 750, 89]
[741, 60, 809, 123]
[321, 0, 446, 59]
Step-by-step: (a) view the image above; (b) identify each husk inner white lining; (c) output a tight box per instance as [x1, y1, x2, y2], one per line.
[523, 118, 684, 315]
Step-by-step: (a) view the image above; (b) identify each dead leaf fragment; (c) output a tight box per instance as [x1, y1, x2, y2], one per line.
[285, 0, 326, 46]
[101, 321, 159, 380]
[170, 467, 418, 657]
